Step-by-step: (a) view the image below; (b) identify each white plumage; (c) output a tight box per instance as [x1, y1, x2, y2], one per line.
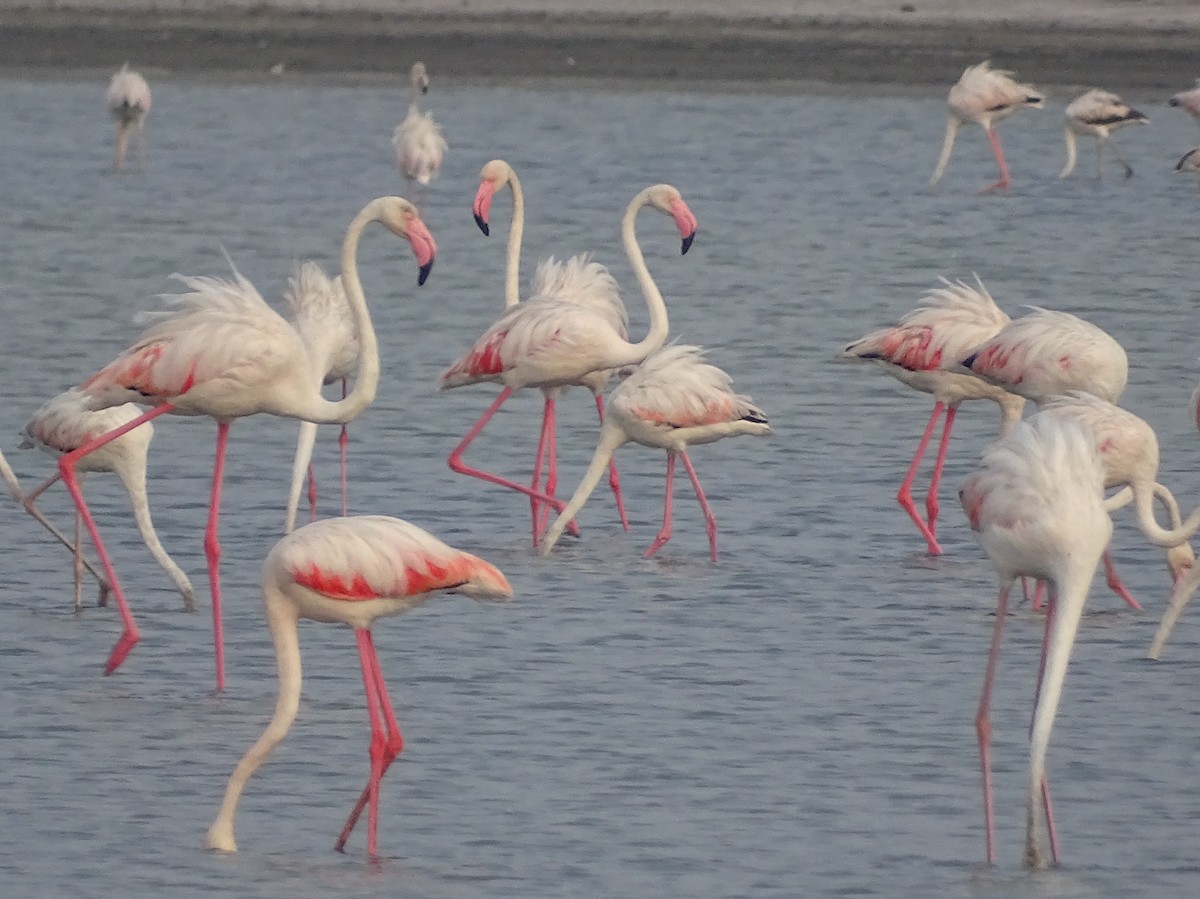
[105, 63, 151, 172]
[1059, 89, 1147, 179]
[391, 62, 447, 197]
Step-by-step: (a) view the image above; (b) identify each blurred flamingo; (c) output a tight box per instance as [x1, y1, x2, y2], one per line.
[204, 515, 511, 858]
[57, 196, 435, 690]
[105, 63, 151, 173]
[392, 62, 447, 206]
[1059, 89, 1148, 179]
[1168, 80, 1200, 120]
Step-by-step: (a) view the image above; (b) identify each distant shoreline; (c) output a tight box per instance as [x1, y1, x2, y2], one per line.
[1, 8, 1197, 89]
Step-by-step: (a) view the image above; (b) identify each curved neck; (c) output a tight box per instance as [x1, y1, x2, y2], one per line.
[503, 172, 526, 308]
[1131, 479, 1200, 547]
[929, 116, 960, 187]
[611, 189, 672, 368]
[539, 423, 626, 555]
[1060, 127, 1077, 179]
[205, 589, 302, 851]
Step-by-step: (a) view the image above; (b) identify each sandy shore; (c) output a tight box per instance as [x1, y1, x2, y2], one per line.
[2, 1, 1198, 88]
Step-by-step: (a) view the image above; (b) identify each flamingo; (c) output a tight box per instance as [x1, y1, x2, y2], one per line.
[470, 159, 630, 541]
[7, 388, 195, 613]
[1175, 147, 1200, 188]
[391, 62, 447, 206]
[1059, 89, 1148, 179]
[539, 344, 771, 561]
[960, 415, 1112, 867]
[929, 60, 1044, 193]
[204, 515, 511, 858]
[105, 63, 151, 173]
[441, 183, 697, 543]
[55, 196, 436, 690]
[841, 276, 1025, 556]
[1168, 80, 1200, 120]
[281, 261, 358, 533]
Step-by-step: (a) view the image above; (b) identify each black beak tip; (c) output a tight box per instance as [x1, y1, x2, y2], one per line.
[418, 260, 434, 285]
[421, 85, 429, 95]
[681, 233, 695, 255]
[474, 213, 490, 236]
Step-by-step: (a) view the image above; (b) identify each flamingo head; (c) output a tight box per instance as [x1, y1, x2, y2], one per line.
[376, 197, 437, 285]
[1168, 541, 1196, 586]
[473, 160, 514, 236]
[645, 184, 698, 255]
[411, 61, 430, 94]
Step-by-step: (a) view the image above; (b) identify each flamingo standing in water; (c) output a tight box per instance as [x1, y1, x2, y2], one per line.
[391, 62, 447, 206]
[105, 63, 151, 173]
[1059, 89, 1148, 179]
[539, 344, 771, 561]
[57, 196, 436, 690]
[441, 183, 698, 543]
[929, 60, 1044, 193]
[842, 276, 1025, 556]
[469, 159, 630, 541]
[1168, 80, 1200, 120]
[960, 415, 1112, 867]
[1174, 147, 1200, 188]
[282, 261, 358, 533]
[204, 515, 511, 858]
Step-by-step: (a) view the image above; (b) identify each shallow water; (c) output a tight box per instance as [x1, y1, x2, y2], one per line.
[4, 75, 1200, 898]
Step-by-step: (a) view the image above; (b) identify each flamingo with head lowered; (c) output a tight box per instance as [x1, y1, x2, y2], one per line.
[52, 196, 435, 691]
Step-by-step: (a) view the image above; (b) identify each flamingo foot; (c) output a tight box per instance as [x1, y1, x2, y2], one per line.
[103, 627, 140, 675]
[978, 178, 1011, 194]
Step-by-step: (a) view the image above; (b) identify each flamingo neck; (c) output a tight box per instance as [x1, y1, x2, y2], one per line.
[503, 170, 526, 309]
[611, 188, 671, 368]
[1131, 479, 1200, 547]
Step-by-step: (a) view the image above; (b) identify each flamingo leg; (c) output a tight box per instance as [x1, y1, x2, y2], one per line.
[978, 126, 1012, 194]
[645, 452, 678, 558]
[336, 630, 404, 857]
[1101, 135, 1134, 179]
[897, 402, 945, 556]
[539, 398, 560, 541]
[1101, 550, 1142, 611]
[73, 511, 84, 612]
[113, 121, 129, 173]
[448, 387, 579, 535]
[977, 583, 1009, 866]
[1028, 595, 1060, 865]
[529, 393, 554, 546]
[924, 405, 957, 540]
[57, 402, 173, 674]
[205, 423, 231, 693]
[306, 465, 318, 524]
[679, 451, 718, 562]
[596, 395, 629, 531]
[340, 378, 350, 517]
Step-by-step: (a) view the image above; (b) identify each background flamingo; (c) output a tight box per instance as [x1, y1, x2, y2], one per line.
[929, 60, 1044, 193]
[391, 61, 447, 206]
[282, 261, 358, 534]
[960, 415, 1112, 867]
[1168, 80, 1200, 120]
[1059, 89, 1148, 179]
[1175, 147, 1200, 187]
[842, 276, 1024, 556]
[539, 344, 771, 561]
[105, 62, 151, 173]
[470, 159, 630, 540]
[441, 183, 697, 545]
[56, 196, 435, 690]
[204, 515, 511, 858]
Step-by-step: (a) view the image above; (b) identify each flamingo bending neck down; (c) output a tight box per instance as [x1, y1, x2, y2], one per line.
[56, 196, 436, 690]
[469, 158, 630, 542]
[440, 182, 697, 544]
[842, 276, 1025, 556]
[960, 415, 1112, 868]
[539, 344, 772, 561]
[106, 63, 151, 173]
[1059, 89, 1148, 179]
[929, 60, 1044, 194]
[204, 515, 511, 858]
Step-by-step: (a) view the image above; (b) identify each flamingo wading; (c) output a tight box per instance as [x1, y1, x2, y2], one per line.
[1059, 89, 1148, 179]
[391, 62, 447, 205]
[105, 63, 151, 173]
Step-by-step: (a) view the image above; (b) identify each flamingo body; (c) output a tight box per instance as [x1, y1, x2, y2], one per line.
[1169, 80, 1200, 119]
[105, 63, 151, 172]
[391, 62, 447, 196]
[1059, 89, 1147, 179]
[204, 515, 511, 857]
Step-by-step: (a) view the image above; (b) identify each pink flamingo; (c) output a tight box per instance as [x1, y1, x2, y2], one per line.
[1169, 80, 1200, 120]
[960, 415, 1112, 867]
[8, 388, 194, 612]
[204, 515, 511, 858]
[929, 60, 1044, 193]
[470, 158, 630, 540]
[282, 261, 359, 533]
[538, 344, 771, 561]
[842, 276, 1025, 556]
[441, 183, 697, 544]
[105, 63, 151, 173]
[391, 62, 447, 207]
[56, 196, 436, 690]
[1059, 89, 1148, 179]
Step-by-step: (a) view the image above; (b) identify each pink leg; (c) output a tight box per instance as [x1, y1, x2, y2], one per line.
[679, 451, 719, 562]
[57, 402, 174, 674]
[306, 465, 318, 524]
[339, 379, 349, 517]
[336, 630, 404, 857]
[529, 393, 555, 546]
[925, 406, 957, 540]
[1101, 550, 1142, 611]
[897, 402, 945, 556]
[536, 399, 561, 541]
[977, 583, 1009, 866]
[1032, 580, 1046, 612]
[204, 423, 230, 693]
[73, 511, 84, 612]
[596, 395, 629, 530]
[645, 452, 678, 559]
[979, 126, 1012, 194]
[448, 388, 578, 535]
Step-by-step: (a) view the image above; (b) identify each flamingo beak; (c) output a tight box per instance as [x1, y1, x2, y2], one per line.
[669, 197, 698, 255]
[405, 215, 438, 286]
[473, 181, 496, 236]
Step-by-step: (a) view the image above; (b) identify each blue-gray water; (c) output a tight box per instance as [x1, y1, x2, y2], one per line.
[4, 74, 1200, 898]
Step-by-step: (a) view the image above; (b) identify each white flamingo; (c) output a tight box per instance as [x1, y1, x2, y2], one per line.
[391, 62, 447, 205]
[1169, 80, 1200, 120]
[105, 63, 151, 173]
[1059, 89, 1148, 179]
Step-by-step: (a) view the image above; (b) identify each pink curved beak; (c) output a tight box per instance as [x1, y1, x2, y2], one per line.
[405, 215, 437, 285]
[473, 181, 496, 236]
[669, 197, 698, 254]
